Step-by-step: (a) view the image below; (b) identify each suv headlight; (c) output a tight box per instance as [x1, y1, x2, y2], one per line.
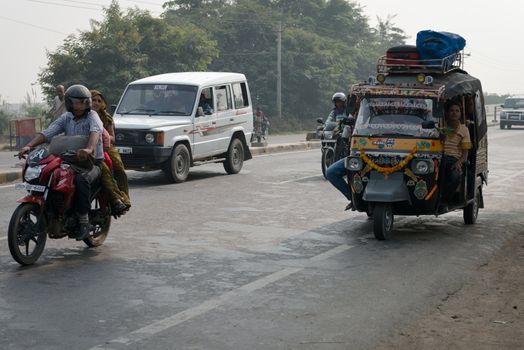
[500, 111, 506, 119]
[411, 159, 433, 175]
[345, 157, 363, 171]
[24, 165, 46, 182]
[145, 133, 155, 144]
[144, 131, 164, 145]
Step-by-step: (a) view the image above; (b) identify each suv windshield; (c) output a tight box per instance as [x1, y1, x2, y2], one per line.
[354, 97, 437, 138]
[503, 98, 524, 109]
[116, 84, 198, 116]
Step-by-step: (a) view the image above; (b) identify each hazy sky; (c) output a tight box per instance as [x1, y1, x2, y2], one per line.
[1, 0, 522, 103]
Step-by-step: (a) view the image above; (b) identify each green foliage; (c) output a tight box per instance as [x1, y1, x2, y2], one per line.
[164, 0, 406, 126]
[484, 92, 511, 105]
[0, 109, 12, 136]
[40, 0, 407, 131]
[39, 1, 218, 106]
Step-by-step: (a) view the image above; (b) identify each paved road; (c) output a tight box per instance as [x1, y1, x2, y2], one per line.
[0, 126, 522, 349]
[0, 133, 313, 183]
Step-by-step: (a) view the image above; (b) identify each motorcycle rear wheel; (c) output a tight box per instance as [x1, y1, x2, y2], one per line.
[83, 198, 111, 247]
[8, 203, 47, 265]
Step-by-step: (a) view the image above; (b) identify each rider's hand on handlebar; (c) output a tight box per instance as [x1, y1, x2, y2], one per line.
[16, 146, 31, 160]
[77, 148, 93, 160]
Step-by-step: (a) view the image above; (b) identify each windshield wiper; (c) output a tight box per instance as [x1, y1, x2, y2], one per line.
[118, 108, 156, 114]
[149, 110, 187, 115]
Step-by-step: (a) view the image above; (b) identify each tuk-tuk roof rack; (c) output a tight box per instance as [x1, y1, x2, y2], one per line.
[377, 51, 464, 75]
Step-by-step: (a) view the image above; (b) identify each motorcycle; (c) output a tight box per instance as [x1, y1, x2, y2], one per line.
[8, 138, 112, 265]
[317, 115, 353, 178]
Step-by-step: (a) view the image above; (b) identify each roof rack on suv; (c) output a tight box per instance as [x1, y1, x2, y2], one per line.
[377, 51, 464, 75]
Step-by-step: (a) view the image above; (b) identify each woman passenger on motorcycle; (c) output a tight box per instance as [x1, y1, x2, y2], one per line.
[90, 90, 130, 215]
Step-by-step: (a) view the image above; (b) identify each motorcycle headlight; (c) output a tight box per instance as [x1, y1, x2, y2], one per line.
[411, 159, 433, 175]
[145, 133, 155, 144]
[345, 157, 363, 171]
[24, 164, 46, 182]
[324, 131, 333, 140]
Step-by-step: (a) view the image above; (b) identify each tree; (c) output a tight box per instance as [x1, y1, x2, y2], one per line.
[39, 1, 218, 106]
[164, 0, 406, 127]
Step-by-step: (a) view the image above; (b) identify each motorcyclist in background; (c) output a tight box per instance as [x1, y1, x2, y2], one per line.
[325, 92, 354, 211]
[326, 92, 347, 122]
[17, 85, 104, 240]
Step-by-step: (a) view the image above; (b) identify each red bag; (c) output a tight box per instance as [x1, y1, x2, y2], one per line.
[386, 45, 420, 66]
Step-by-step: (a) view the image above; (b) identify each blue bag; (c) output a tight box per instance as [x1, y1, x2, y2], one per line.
[416, 30, 466, 66]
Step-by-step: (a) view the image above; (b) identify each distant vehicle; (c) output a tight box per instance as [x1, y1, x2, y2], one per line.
[113, 72, 254, 183]
[499, 96, 524, 129]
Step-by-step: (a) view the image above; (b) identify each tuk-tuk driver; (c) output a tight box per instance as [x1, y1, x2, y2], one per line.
[440, 101, 472, 209]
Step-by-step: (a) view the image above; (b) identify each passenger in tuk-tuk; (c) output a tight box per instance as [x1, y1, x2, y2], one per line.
[439, 100, 472, 211]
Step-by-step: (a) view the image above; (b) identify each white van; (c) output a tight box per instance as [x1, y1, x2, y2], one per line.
[113, 72, 254, 183]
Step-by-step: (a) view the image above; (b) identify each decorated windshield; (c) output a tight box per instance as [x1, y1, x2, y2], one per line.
[116, 84, 198, 116]
[354, 97, 437, 138]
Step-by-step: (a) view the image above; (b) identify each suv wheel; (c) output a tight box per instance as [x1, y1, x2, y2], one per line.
[163, 144, 190, 183]
[223, 138, 244, 174]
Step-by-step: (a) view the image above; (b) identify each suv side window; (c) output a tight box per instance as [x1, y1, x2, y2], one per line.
[232, 82, 250, 108]
[215, 85, 232, 112]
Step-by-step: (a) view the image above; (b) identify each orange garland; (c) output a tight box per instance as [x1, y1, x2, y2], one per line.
[359, 147, 417, 175]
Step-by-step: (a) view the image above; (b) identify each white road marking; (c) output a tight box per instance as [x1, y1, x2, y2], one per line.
[274, 174, 321, 185]
[88, 244, 354, 350]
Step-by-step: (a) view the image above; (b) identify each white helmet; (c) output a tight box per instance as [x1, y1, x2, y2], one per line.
[332, 92, 346, 103]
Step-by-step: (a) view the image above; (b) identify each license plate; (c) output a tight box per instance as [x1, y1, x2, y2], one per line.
[116, 146, 133, 154]
[15, 183, 46, 192]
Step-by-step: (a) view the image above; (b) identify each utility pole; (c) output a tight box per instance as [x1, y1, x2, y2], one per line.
[276, 21, 282, 119]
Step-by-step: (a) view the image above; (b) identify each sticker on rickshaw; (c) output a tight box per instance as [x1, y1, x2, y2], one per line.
[372, 138, 396, 149]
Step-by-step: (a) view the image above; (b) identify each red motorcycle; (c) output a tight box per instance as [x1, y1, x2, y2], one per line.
[8, 141, 112, 266]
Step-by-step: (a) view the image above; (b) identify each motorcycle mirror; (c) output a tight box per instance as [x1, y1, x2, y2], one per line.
[421, 120, 436, 129]
[316, 118, 323, 124]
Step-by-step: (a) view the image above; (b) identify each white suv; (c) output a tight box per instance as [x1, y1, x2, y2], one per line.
[113, 72, 254, 183]
[500, 96, 524, 129]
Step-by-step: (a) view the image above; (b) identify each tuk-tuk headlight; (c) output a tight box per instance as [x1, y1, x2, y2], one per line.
[345, 157, 363, 171]
[411, 159, 433, 175]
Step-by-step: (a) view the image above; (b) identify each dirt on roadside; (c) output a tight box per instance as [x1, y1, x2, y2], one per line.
[375, 233, 524, 350]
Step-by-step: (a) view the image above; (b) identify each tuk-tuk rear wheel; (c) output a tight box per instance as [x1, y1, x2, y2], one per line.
[373, 203, 393, 240]
[464, 187, 481, 225]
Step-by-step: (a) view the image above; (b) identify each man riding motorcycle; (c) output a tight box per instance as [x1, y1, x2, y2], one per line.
[326, 92, 347, 123]
[325, 92, 354, 211]
[17, 85, 104, 241]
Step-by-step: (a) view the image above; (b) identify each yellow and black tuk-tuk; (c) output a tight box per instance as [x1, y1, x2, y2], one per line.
[345, 52, 488, 240]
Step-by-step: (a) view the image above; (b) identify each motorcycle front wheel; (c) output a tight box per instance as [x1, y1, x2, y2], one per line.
[321, 148, 335, 179]
[8, 203, 47, 265]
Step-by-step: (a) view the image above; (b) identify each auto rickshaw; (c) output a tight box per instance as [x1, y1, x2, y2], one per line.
[344, 51, 488, 240]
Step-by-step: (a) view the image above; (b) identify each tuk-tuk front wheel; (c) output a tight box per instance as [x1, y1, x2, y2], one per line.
[373, 203, 393, 240]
